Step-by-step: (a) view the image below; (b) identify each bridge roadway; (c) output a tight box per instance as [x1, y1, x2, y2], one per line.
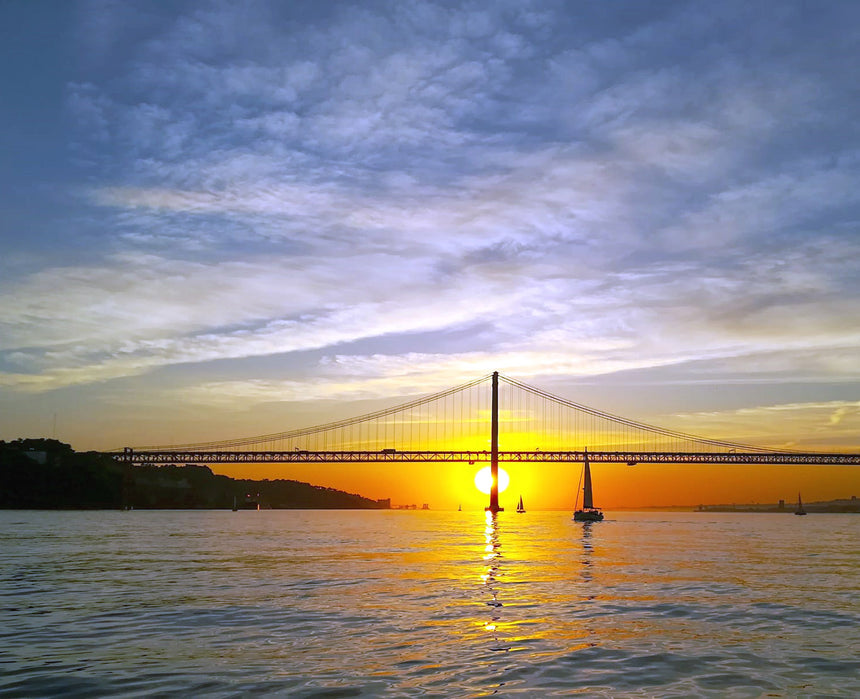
[116, 449, 860, 466]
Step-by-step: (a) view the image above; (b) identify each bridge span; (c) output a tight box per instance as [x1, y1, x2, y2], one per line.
[113, 372, 860, 512]
[119, 448, 860, 466]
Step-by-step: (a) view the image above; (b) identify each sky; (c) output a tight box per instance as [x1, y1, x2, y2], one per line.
[1, 0, 858, 508]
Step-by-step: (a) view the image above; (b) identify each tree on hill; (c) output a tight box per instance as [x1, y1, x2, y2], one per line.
[0, 440, 388, 510]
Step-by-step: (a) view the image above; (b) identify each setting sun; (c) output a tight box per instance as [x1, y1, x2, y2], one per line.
[474, 466, 510, 494]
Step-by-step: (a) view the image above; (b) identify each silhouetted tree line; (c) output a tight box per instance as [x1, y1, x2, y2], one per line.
[0, 439, 122, 508]
[0, 439, 387, 510]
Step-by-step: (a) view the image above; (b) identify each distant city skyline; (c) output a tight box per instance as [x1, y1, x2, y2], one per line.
[1, 1, 858, 507]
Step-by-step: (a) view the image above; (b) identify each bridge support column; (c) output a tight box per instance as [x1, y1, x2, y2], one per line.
[487, 371, 503, 513]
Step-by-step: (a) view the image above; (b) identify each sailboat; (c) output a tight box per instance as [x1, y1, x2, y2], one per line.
[573, 450, 604, 522]
[516, 495, 525, 513]
[795, 492, 807, 516]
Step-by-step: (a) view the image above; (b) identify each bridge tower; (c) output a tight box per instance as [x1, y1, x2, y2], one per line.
[487, 371, 503, 513]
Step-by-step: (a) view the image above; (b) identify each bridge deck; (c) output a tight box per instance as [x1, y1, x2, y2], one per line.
[116, 450, 860, 465]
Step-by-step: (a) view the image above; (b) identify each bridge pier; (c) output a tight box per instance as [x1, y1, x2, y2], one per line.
[487, 371, 503, 513]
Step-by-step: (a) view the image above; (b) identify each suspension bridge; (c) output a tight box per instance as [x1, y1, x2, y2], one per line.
[114, 372, 859, 512]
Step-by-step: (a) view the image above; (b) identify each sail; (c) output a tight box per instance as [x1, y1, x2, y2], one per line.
[583, 455, 594, 509]
[796, 492, 805, 514]
[574, 450, 603, 521]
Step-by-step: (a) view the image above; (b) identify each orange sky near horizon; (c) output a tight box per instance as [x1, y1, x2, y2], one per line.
[192, 399, 860, 509]
[209, 459, 860, 511]
[31, 385, 857, 510]
[131, 395, 860, 511]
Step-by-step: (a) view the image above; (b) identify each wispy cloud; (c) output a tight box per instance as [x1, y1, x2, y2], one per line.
[671, 400, 860, 449]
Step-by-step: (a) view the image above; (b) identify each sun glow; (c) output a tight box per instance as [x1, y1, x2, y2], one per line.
[474, 466, 510, 494]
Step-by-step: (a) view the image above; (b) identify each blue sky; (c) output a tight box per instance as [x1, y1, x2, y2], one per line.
[1, 0, 858, 452]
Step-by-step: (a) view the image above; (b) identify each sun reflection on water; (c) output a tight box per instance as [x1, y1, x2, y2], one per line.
[4, 511, 856, 695]
[481, 510, 511, 653]
[473, 510, 609, 669]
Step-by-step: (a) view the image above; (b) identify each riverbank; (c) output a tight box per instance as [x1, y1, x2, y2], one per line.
[0, 438, 388, 510]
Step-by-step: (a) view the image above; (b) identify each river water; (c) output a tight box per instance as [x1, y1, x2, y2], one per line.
[1, 510, 858, 697]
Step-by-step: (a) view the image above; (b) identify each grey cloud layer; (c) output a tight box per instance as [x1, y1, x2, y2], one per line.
[1, 0, 858, 402]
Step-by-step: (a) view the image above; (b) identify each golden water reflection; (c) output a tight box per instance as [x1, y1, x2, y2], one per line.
[480, 511, 510, 651]
[4, 511, 856, 696]
[470, 511, 608, 667]
[476, 513, 599, 659]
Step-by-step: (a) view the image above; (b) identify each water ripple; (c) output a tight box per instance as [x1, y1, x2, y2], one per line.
[1, 510, 858, 696]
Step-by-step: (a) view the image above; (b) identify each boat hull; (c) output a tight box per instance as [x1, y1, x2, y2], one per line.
[573, 509, 604, 522]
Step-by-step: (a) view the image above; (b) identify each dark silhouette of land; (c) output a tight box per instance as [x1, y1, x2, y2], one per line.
[696, 498, 859, 513]
[0, 439, 389, 510]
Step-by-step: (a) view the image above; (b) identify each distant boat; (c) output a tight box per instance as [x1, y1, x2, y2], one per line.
[458, 504, 462, 512]
[235, 494, 260, 511]
[795, 492, 807, 516]
[573, 450, 604, 522]
[516, 495, 525, 513]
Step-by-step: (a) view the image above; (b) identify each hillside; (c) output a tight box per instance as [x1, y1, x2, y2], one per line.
[0, 439, 387, 510]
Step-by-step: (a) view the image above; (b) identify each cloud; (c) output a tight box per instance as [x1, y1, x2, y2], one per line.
[2, 219, 858, 392]
[166, 333, 860, 411]
[174, 348, 677, 407]
[0, 250, 550, 390]
[2, 0, 858, 422]
[670, 400, 860, 449]
[657, 156, 860, 250]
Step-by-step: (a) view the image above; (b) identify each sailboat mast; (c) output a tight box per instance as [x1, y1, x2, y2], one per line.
[583, 450, 594, 509]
